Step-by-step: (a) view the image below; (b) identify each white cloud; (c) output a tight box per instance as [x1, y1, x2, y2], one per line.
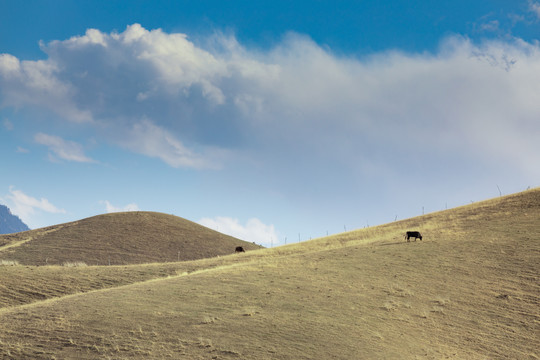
[34, 133, 96, 163]
[0, 54, 92, 122]
[101, 200, 140, 213]
[115, 119, 215, 169]
[64, 28, 108, 48]
[3, 186, 65, 224]
[16, 146, 29, 153]
[198, 216, 278, 247]
[1, 24, 539, 181]
[529, 1, 540, 19]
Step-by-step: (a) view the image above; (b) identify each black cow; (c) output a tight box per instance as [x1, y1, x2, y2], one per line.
[405, 231, 423, 242]
[235, 246, 245, 253]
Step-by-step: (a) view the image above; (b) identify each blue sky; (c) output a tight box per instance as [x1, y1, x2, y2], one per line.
[1, 0, 539, 246]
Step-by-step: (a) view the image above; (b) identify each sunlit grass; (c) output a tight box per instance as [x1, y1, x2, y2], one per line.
[0, 188, 538, 359]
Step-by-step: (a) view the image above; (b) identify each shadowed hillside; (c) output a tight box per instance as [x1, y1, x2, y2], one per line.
[0, 189, 538, 359]
[0, 212, 262, 265]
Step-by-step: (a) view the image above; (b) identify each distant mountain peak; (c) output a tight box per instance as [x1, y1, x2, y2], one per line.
[0, 204, 30, 234]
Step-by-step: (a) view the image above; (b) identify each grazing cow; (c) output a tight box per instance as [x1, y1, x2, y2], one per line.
[405, 231, 423, 242]
[235, 246, 245, 253]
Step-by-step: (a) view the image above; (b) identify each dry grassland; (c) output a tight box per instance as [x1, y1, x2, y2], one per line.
[0, 189, 538, 359]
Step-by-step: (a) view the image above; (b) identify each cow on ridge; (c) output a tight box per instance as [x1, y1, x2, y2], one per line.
[235, 246, 245, 253]
[405, 231, 423, 242]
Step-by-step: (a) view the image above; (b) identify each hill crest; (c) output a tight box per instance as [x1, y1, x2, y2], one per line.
[0, 211, 262, 265]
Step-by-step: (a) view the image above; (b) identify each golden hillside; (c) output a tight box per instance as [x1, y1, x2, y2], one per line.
[0, 189, 538, 359]
[0, 211, 262, 265]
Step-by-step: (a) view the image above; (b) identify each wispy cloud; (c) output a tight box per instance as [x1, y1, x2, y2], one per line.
[529, 1, 540, 19]
[479, 20, 500, 32]
[115, 119, 217, 169]
[3, 186, 65, 225]
[34, 133, 96, 163]
[101, 200, 140, 213]
[2, 118, 13, 130]
[199, 216, 278, 246]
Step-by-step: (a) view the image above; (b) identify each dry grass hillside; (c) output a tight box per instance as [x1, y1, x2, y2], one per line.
[0, 212, 262, 265]
[0, 189, 538, 359]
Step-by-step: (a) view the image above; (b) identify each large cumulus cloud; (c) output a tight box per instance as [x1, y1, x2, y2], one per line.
[1, 24, 539, 180]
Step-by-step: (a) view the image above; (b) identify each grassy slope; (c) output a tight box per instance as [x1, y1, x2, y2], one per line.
[0, 189, 538, 359]
[0, 256, 262, 309]
[0, 212, 262, 265]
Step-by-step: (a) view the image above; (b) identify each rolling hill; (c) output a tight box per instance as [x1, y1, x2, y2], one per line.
[0, 189, 538, 359]
[0, 211, 262, 265]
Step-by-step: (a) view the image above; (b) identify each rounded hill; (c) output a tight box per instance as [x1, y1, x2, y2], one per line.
[0, 212, 262, 265]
